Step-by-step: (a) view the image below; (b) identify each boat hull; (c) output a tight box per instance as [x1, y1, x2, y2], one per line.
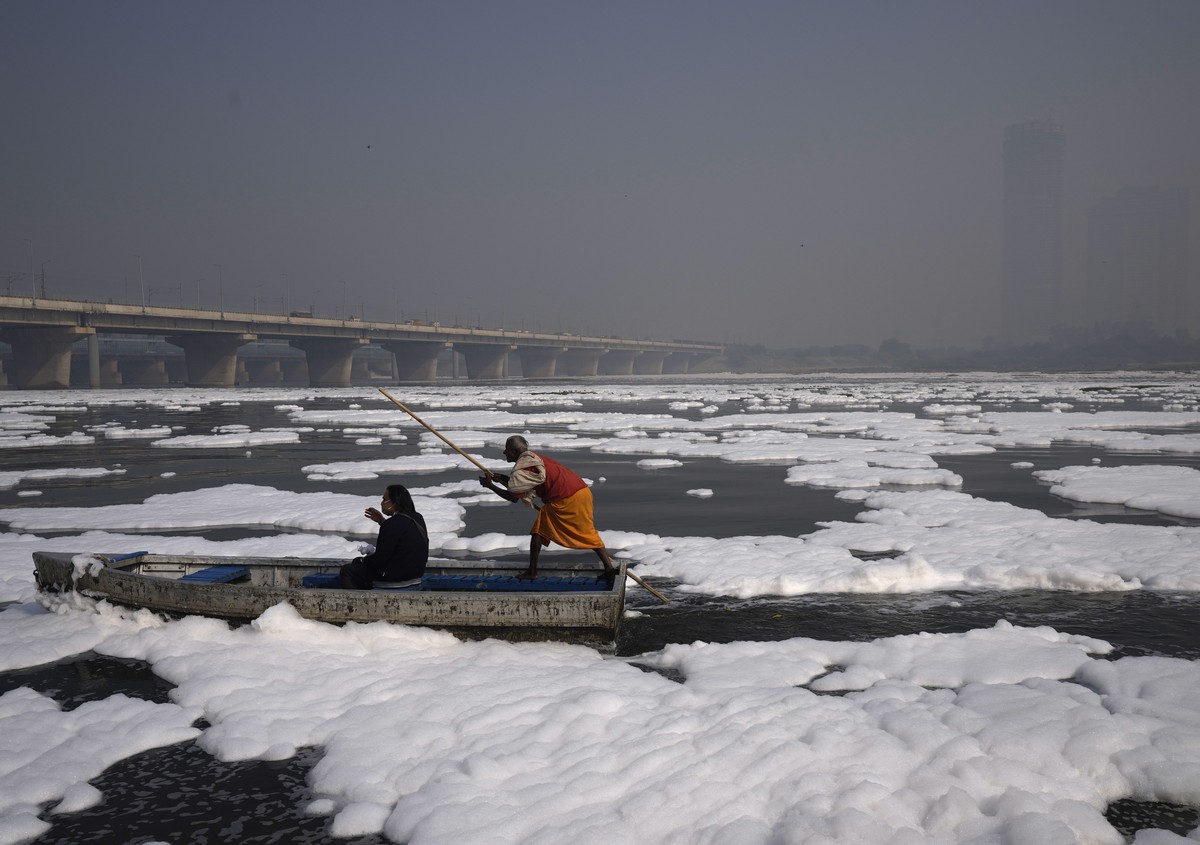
[33, 552, 626, 643]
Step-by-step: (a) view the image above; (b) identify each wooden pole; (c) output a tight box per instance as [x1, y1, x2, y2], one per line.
[378, 388, 495, 477]
[623, 566, 669, 603]
[378, 388, 668, 603]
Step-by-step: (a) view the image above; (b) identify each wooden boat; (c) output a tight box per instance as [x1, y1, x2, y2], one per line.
[32, 551, 626, 643]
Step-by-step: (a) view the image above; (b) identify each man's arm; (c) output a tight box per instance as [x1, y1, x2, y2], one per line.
[479, 473, 518, 502]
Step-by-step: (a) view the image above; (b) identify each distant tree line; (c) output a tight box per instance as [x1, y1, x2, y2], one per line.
[696, 322, 1200, 373]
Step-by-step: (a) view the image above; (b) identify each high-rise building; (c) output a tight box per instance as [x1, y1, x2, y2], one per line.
[1086, 187, 1190, 335]
[1002, 120, 1064, 344]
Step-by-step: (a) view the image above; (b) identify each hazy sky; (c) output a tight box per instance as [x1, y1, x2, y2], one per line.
[3, 1, 1198, 350]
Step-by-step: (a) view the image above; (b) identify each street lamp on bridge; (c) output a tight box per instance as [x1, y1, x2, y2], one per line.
[26, 239, 35, 305]
[137, 255, 146, 309]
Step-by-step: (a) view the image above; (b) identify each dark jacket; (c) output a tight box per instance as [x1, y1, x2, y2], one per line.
[361, 511, 429, 581]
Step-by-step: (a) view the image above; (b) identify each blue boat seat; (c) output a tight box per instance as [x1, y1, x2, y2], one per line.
[302, 572, 341, 588]
[106, 551, 149, 563]
[179, 565, 249, 584]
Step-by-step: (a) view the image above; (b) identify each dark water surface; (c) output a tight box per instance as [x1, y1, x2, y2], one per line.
[3, 387, 1199, 843]
[34, 740, 388, 845]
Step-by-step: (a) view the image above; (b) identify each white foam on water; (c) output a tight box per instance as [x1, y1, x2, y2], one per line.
[2, 376, 1200, 842]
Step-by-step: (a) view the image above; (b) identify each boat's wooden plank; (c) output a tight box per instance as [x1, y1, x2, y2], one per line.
[302, 572, 342, 588]
[178, 565, 249, 584]
[422, 574, 611, 592]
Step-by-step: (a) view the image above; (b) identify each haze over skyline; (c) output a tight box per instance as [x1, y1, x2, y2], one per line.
[4, 1, 1198, 350]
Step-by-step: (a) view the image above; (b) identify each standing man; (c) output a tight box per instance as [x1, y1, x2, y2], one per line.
[479, 436, 616, 579]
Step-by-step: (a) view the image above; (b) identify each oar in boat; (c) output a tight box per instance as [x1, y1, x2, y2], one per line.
[377, 388, 669, 603]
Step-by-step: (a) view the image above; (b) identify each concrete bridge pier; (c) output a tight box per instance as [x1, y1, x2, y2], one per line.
[99, 359, 123, 385]
[383, 341, 446, 381]
[633, 351, 670, 375]
[598, 349, 638, 376]
[663, 352, 693, 374]
[87, 334, 101, 387]
[0, 326, 94, 389]
[291, 337, 368, 387]
[560, 348, 607, 377]
[518, 347, 566, 378]
[119, 358, 170, 385]
[281, 359, 308, 383]
[166, 333, 256, 387]
[352, 357, 381, 381]
[457, 344, 514, 379]
[245, 359, 284, 384]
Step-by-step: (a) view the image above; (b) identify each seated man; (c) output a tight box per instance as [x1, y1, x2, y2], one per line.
[339, 484, 428, 589]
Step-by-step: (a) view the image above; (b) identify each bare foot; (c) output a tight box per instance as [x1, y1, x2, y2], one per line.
[516, 570, 537, 580]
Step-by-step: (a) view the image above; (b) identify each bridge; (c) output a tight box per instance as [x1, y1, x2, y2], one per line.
[0, 295, 722, 389]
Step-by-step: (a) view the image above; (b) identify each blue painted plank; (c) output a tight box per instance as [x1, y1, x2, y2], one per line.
[179, 565, 249, 584]
[302, 572, 341, 588]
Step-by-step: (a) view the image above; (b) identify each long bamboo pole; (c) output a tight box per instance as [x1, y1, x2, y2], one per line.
[378, 388, 668, 603]
[378, 388, 495, 477]
[616, 563, 669, 603]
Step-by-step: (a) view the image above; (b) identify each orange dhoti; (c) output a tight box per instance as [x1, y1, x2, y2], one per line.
[531, 486, 604, 549]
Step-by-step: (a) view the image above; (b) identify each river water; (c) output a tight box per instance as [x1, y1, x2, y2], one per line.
[2, 376, 1199, 843]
